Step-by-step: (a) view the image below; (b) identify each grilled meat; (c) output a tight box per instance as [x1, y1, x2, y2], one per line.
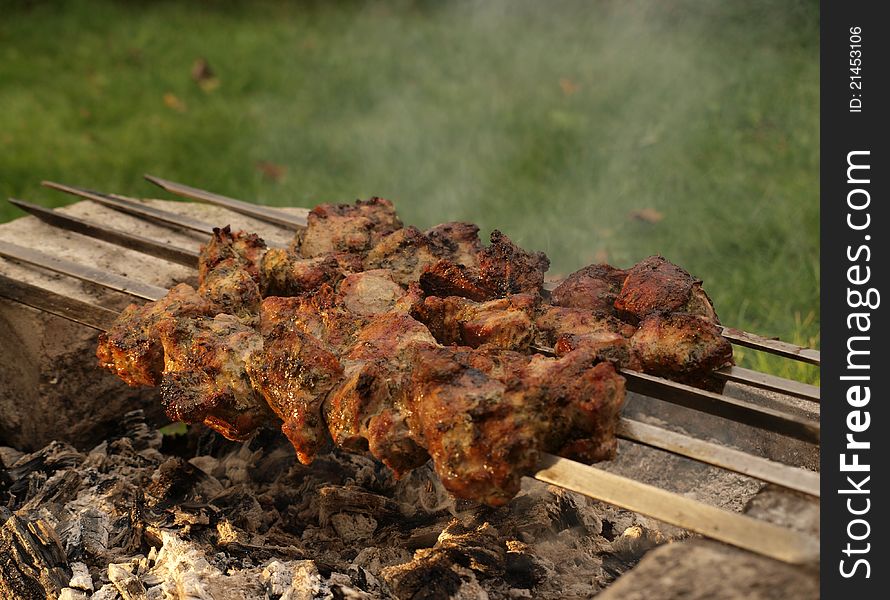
[246, 301, 344, 465]
[338, 270, 409, 316]
[477, 230, 550, 296]
[325, 313, 438, 476]
[96, 283, 218, 386]
[425, 221, 484, 267]
[631, 313, 733, 385]
[365, 226, 441, 285]
[550, 263, 627, 313]
[261, 249, 343, 297]
[198, 226, 266, 284]
[197, 226, 266, 318]
[198, 260, 263, 319]
[614, 255, 718, 322]
[412, 294, 538, 350]
[419, 230, 549, 301]
[296, 197, 402, 258]
[407, 345, 624, 506]
[96, 195, 736, 507]
[419, 259, 496, 301]
[156, 313, 270, 441]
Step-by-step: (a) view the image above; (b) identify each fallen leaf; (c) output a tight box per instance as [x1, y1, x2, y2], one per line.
[256, 161, 287, 182]
[629, 208, 664, 223]
[163, 93, 187, 113]
[559, 77, 580, 96]
[191, 58, 220, 92]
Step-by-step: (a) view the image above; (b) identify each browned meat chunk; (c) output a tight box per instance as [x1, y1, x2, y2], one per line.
[552, 332, 641, 370]
[550, 263, 627, 312]
[198, 260, 262, 318]
[338, 270, 407, 316]
[297, 197, 402, 258]
[425, 221, 484, 267]
[246, 304, 344, 465]
[324, 314, 438, 476]
[156, 314, 270, 441]
[419, 230, 550, 301]
[198, 226, 266, 285]
[407, 346, 625, 506]
[419, 259, 496, 301]
[197, 227, 267, 317]
[365, 226, 441, 285]
[631, 313, 733, 385]
[535, 306, 636, 346]
[477, 230, 550, 296]
[614, 256, 718, 321]
[261, 249, 342, 297]
[96, 283, 218, 387]
[412, 294, 538, 351]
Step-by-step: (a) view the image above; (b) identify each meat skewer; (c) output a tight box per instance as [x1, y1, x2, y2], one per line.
[142, 175, 823, 366]
[0, 236, 820, 444]
[0, 273, 820, 564]
[18, 186, 823, 404]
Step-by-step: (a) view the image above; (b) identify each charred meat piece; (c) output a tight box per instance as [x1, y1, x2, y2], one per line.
[419, 230, 550, 301]
[261, 249, 343, 297]
[156, 314, 270, 441]
[96, 283, 218, 386]
[325, 314, 438, 476]
[631, 313, 733, 386]
[477, 230, 550, 296]
[338, 270, 408, 316]
[521, 350, 625, 464]
[412, 294, 538, 351]
[614, 256, 718, 322]
[550, 263, 627, 313]
[198, 226, 266, 286]
[419, 259, 496, 301]
[198, 259, 262, 319]
[246, 304, 344, 465]
[365, 226, 441, 285]
[425, 221, 484, 268]
[297, 197, 402, 258]
[535, 306, 636, 346]
[407, 346, 625, 506]
[552, 332, 641, 371]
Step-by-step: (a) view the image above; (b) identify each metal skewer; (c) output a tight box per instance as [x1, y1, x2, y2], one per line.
[42, 181, 218, 236]
[144, 174, 308, 228]
[9, 198, 199, 268]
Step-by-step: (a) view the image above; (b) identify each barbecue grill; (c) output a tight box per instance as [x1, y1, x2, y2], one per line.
[0, 178, 820, 598]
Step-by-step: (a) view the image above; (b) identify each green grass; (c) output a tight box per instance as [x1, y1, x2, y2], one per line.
[0, 0, 819, 382]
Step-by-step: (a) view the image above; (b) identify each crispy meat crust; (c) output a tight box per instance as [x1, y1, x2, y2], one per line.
[631, 313, 733, 383]
[407, 346, 625, 506]
[96, 284, 218, 387]
[614, 255, 718, 322]
[298, 197, 402, 258]
[156, 314, 270, 441]
[412, 294, 538, 351]
[247, 304, 343, 465]
[550, 263, 627, 312]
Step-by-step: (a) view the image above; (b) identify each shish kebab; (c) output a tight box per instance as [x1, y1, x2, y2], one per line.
[0, 190, 820, 564]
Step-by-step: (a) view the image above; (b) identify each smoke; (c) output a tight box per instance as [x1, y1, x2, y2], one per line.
[247, 0, 818, 339]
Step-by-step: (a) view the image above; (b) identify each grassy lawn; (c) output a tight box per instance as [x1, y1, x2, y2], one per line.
[0, 0, 819, 382]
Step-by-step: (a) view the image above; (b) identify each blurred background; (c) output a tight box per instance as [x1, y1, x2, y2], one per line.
[0, 0, 819, 381]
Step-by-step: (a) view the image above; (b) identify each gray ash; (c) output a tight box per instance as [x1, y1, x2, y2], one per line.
[0, 411, 670, 599]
